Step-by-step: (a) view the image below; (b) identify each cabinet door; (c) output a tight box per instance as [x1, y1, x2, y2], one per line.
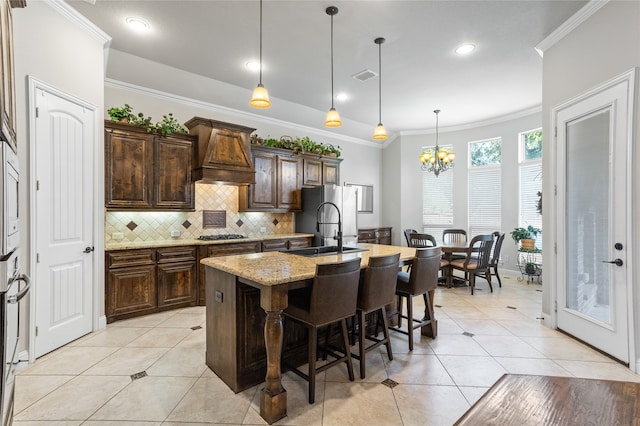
[288, 237, 312, 249]
[154, 135, 195, 209]
[241, 151, 277, 210]
[157, 261, 197, 308]
[0, 1, 16, 147]
[105, 126, 154, 209]
[302, 158, 322, 186]
[323, 160, 340, 185]
[262, 239, 288, 252]
[106, 265, 157, 322]
[277, 155, 301, 210]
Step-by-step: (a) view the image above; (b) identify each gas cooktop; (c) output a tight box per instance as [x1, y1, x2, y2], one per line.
[197, 234, 247, 241]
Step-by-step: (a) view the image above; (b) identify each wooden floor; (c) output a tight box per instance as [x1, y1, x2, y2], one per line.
[455, 374, 640, 425]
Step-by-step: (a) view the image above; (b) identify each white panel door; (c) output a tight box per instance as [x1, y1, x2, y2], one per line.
[554, 71, 634, 364]
[34, 88, 94, 357]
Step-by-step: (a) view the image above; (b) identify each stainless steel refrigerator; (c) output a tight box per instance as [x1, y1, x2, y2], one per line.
[295, 185, 358, 247]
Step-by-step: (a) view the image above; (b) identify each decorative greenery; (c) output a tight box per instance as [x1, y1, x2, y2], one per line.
[148, 113, 188, 136]
[510, 225, 541, 243]
[107, 104, 135, 122]
[250, 134, 341, 157]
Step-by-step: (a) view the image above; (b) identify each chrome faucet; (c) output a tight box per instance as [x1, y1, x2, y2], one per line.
[316, 201, 343, 253]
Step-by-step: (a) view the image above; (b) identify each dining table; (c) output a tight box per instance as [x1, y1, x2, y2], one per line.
[440, 242, 471, 287]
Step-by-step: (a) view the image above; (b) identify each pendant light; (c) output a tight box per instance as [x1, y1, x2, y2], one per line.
[372, 37, 387, 140]
[324, 6, 341, 127]
[420, 110, 456, 176]
[249, 0, 271, 108]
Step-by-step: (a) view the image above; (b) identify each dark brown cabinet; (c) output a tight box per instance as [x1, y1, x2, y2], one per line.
[239, 146, 302, 212]
[358, 227, 392, 245]
[106, 246, 197, 323]
[105, 121, 195, 210]
[0, 0, 22, 148]
[260, 236, 312, 252]
[302, 156, 341, 186]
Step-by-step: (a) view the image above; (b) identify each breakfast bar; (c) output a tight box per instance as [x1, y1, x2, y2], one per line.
[201, 243, 422, 424]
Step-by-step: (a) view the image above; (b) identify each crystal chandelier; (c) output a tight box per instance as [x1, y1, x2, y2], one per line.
[420, 109, 455, 176]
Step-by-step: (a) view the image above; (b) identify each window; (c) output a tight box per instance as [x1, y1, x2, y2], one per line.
[519, 129, 542, 249]
[468, 138, 501, 236]
[422, 145, 453, 242]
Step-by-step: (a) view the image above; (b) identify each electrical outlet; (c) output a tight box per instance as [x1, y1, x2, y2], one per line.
[215, 290, 223, 303]
[260, 227, 267, 233]
[170, 230, 180, 238]
[112, 232, 124, 240]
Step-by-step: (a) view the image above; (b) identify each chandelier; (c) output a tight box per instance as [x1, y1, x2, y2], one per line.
[420, 109, 455, 176]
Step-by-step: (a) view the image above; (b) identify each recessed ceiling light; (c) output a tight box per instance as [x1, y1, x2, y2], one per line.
[245, 61, 261, 72]
[455, 43, 475, 55]
[125, 17, 150, 32]
[335, 93, 348, 102]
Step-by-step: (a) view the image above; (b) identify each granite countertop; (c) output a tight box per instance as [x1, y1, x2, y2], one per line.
[200, 243, 424, 286]
[105, 233, 315, 251]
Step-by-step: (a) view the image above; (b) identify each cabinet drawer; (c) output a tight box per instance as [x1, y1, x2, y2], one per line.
[208, 242, 261, 257]
[378, 229, 391, 238]
[288, 237, 312, 249]
[262, 239, 288, 252]
[358, 231, 375, 241]
[107, 249, 155, 268]
[157, 246, 197, 263]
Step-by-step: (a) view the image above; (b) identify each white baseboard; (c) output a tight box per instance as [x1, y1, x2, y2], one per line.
[97, 314, 107, 331]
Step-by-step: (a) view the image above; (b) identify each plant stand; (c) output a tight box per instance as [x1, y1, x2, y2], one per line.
[517, 249, 542, 284]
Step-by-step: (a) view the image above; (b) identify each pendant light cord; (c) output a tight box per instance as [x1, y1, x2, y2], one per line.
[330, 12, 335, 109]
[378, 41, 382, 123]
[435, 109, 440, 150]
[258, 0, 263, 85]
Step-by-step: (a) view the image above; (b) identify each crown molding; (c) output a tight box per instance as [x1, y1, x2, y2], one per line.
[400, 105, 542, 136]
[105, 78, 382, 149]
[535, 0, 609, 57]
[45, 0, 111, 45]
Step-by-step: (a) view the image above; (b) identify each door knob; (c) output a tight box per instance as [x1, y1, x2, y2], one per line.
[83, 246, 94, 254]
[602, 258, 623, 267]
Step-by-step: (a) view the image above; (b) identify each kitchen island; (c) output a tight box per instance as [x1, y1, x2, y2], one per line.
[201, 243, 432, 424]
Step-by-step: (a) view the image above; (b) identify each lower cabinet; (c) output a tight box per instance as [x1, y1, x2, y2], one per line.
[358, 227, 392, 245]
[157, 247, 197, 308]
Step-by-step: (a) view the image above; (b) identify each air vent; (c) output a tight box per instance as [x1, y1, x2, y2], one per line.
[352, 69, 378, 81]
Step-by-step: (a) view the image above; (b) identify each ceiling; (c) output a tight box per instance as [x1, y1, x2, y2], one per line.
[67, 0, 587, 141]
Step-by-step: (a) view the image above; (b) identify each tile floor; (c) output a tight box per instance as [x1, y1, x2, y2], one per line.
[14, 274, 640, 425]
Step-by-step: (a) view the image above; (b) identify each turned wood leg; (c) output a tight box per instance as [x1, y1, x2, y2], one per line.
[421, 289, 438, 338]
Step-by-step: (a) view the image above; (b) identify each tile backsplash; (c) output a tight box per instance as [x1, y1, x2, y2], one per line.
[105, 183, 293, 243]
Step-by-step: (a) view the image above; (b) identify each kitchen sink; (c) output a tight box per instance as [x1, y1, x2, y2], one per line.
[280, 245, 368, 257]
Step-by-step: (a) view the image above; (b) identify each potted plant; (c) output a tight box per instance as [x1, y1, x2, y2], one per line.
[107, 104, 135, 123]
[148, 113, 187, 136]
[511, 225, 541, 250]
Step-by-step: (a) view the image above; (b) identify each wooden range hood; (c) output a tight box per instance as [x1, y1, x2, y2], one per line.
[185, 117, 256, 185]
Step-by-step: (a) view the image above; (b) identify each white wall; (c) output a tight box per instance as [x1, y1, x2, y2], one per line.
[389, 111, 541, 271]
[104, 50, 385, 228]
[12, 1, 107, 353]
[541, 1, 640, 360]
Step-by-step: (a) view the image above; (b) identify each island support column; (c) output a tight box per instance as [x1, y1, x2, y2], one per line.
[260, 285, 288, 424]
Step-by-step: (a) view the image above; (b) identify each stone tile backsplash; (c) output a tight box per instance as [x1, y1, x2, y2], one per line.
[105, 183, 293, 243]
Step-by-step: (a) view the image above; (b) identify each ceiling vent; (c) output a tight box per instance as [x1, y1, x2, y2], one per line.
[352, 69, 378, 82]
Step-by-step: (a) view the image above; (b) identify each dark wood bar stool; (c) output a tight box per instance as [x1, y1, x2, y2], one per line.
[352, 253, 400, 379]
[391, 247, 441, 351]
[283, 257, 362, 403]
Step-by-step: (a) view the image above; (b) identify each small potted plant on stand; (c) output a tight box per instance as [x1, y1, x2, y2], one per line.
[510, 225, 541, 250]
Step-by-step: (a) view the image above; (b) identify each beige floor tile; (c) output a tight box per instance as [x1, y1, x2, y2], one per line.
[13, 375, 130, 421]
[89, 376, 196, 421]
[108, 311, 177, 328]
[82, 422, 161, 426]
[433, 317, 465, 334]
[74, 327, 150, 347]
[475, 306, 531, 321]
[157, 312, 205, 328]
[387, 330, 434, 355]
[521, 336, 615, 362]
[174, 328, 206, 350]
[322, 382, 402, 426]
[83, 347, 169, 376]
[14, 375, 74, 414]
[324, 349, 389, 383]
[126, 327, 192, 348]
[429, 334, 490, 356]
[19, 347, 118, 376]
[164, 376, 254, 424]
[394, 384, 470, 426]
[453, 319, 513, 336]
[458, 385, 490, 406]
[438, 305, 490, 320]
[554, 360, 640, 382]
[473, 335, 546, 358]
[244, 378, 324, 425]
[497, 319, 562, 337]
[13, 422, 82, 425]
[438, 355, 507, 387]
[384, 353, 454, 385]
[494, 357, 573, 376]
[146, 347, 207, 377]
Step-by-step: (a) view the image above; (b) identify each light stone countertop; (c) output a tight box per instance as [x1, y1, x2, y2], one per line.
[104, 233, 314, 251]
[201, 243, 424, 286]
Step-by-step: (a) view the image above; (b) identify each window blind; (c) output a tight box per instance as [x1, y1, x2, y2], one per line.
[519, 161, 543, 248]
[422, 160, 453, 242]
[468, 167, 501, 236]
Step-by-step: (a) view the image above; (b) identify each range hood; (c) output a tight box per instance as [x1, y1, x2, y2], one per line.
[185, 117, 256, 185]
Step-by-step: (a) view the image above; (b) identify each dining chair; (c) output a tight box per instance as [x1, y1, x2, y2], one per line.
[353, 253, 400, 379]
[449, 234, 494, 295]
[403, 228, 419, 246]
[391, 246, 441, 351]
[488, 231, 506, 287]
[442, 228, 468, 260]
[406, 233, 448, 314]
[283, 257, 362, 403]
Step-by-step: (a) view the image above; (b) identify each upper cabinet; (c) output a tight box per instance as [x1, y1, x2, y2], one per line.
[105, 121, 195, 210]
[302, 156, 341, 186]
[0, 0, 25, 149]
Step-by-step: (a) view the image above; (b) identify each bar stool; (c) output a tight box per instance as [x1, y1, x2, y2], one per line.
[352, 253, 400, 379]
[283, 257, 362, 404]
[391, 247, 441, 351]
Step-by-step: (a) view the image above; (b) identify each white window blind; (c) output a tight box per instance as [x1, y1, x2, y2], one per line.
[468, 167, 501, 236]
[519, 161, 543, 248]
[422, 155, 453, 242]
